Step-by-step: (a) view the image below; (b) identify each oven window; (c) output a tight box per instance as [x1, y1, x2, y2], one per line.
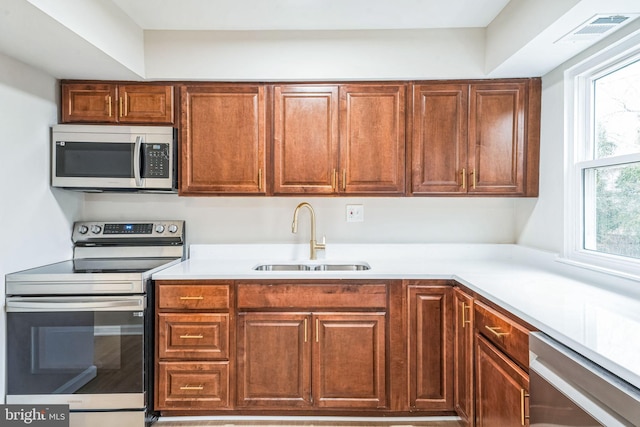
[56, 142, 134, 178]
[7, 311, 143, 395]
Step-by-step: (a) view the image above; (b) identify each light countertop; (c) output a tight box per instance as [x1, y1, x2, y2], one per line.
[154, 243, 640, 391]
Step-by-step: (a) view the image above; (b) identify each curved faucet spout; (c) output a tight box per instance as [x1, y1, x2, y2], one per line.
[291, 202, 326, 260]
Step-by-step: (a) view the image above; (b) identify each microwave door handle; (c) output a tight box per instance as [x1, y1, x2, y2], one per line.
[134, 135, 143, 187]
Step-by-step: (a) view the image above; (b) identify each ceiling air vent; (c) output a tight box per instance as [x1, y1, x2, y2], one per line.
[556, 14, 639, 43]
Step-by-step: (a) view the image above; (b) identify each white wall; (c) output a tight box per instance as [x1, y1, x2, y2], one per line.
[0, 53, 83, 399]
[144, 29, 486, 81]
[83, 194, 520, 246]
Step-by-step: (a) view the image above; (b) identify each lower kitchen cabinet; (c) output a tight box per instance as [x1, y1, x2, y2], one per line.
[237, 311, 386, 409]
[152, 279, 536, 420]
[156, 361, 230, 410]
[155, 281, 233, 412]
[473, 297, 532, 426]
[407, 282, 454, 411]
[475, 335, 529, 426]
[237, 313, 311, 408]
[314, 313, 386, 408]
[453, 287, 474, 425]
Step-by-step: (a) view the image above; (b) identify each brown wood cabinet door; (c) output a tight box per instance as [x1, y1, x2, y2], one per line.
[453, 288, 474, 426]
[118, 85, 174, 124]
[237, 312, 312, 408]
[468, 82, 526, 194]
[273, 85, 339, 194]
[61, 83, 117, 123]
[180, 85, 266, 194]
[411, 84, 468, 194]
[339, 84, 406, 194]
[313, 313, 386, 409]
[407, 285, 454, 410]
[475, 334, 529, 427]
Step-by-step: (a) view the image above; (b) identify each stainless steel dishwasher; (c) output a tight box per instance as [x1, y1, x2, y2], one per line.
[529, 332, 640, 426]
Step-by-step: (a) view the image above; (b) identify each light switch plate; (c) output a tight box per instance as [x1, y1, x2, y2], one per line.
[346, 204, 364, 222]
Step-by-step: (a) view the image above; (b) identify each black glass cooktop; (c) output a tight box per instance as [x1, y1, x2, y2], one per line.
[10, 257, 178, 275]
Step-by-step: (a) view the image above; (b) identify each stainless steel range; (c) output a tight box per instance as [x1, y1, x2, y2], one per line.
[5, 220, 185, 427]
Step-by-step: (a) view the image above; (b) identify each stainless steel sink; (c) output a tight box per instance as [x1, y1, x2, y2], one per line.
[254, 262, 370, 271]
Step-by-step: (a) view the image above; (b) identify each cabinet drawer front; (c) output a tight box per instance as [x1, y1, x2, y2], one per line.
[158, 313, 229, 360]
[156, 362, 229, 410]
[237, 283, 387, 309]
[157, 284, 229, 310]
[474, 301, 530, 369]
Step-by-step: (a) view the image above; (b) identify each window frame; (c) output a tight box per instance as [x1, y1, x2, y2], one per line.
[563, 30, 640, 280]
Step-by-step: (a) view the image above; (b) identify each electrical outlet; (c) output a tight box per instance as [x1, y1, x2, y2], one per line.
[346, 204, 364, 222]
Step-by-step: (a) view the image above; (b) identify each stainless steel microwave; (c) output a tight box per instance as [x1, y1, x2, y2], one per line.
[52, 124, 177, 192]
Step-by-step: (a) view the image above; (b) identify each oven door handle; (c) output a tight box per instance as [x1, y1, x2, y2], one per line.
[6, 297, 145, 312]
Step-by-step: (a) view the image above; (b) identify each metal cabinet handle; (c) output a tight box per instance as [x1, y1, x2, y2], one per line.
[180, 385, 204, 391]
[471, 169, 477, 189]
[315, 318, 319, 343]
[520, 388, 530, 425]
[179, 334, 203, 339]
[107, 95, 112, 117]
[342, 169, 347, 191]
[119, 97, 123, 118]
[304, 318, 308, 343]
[461, 302, 471, 327]
[258, 168, 263, 191]
[179, 296, 204, 300]
[485, 325, 509, 337]
[461, 168, 466, 189]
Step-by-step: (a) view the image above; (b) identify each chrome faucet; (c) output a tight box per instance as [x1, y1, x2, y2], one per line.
[291, 202, 326, 260]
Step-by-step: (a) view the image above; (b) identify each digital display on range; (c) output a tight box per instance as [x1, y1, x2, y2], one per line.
[103, 223, 153, 234]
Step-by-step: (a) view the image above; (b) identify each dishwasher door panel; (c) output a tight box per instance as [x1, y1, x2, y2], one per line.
[529, 332, 640, 427]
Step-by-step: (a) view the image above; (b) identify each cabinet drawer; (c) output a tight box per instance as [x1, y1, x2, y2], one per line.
[474, 301, 530, 369]
[158, 313, 229, 360]
[156, 362, 229, 410]
[237, 283, 387, 309]
[157, 284, 229, 310]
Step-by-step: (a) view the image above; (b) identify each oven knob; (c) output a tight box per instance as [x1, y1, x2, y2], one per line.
[90, 225, 102, 234]
[78, 225, 89, 234]
[168, 224, 179, 233]
[155, 225, 165, 233]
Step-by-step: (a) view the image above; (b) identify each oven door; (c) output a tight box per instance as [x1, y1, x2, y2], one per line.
[6, 296, 146, 410]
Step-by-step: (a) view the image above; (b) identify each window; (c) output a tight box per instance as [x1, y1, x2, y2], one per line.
[566, 33, 640, 278]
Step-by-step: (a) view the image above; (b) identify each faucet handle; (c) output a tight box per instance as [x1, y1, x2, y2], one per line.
[317, 234, 327, 249]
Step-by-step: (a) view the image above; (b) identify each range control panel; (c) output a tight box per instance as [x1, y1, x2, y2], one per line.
[72, 220, 184, 243]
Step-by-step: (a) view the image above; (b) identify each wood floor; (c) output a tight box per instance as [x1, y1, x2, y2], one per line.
[153, 417, 464, 427]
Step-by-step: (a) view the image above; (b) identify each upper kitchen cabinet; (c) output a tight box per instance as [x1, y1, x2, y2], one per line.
[339, 84, 406, 194]
[411, 79, 541, 196]
[411, 83, 468, 194]
[180, 84, 267, 195]
[272, 83, 406, 195]
[61, 82, 175, 125]
[273, 85, 339, 195]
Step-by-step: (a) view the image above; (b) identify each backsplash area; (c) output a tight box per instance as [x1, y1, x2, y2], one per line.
[82, 193, 523, 245]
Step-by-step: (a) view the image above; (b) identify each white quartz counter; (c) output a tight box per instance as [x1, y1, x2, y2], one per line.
[154, 243, 640, 392]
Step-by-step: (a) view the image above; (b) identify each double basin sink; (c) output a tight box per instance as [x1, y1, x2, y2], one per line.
[254, 261, 371, 271]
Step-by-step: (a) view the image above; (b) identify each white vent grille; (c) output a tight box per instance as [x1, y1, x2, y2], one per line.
[556, 14, 639, 44]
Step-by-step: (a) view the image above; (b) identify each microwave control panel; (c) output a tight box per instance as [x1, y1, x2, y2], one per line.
[142, 143, 170, 178]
